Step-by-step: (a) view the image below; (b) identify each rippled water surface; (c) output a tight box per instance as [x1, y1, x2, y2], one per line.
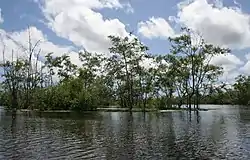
[1, 105, 250, 160]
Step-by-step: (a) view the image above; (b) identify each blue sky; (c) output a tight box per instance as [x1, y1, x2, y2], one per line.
[1, 0, 250, 82]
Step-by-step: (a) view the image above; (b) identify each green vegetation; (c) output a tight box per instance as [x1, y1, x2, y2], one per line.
[201, 75, 250, 105]
[0, 28, 248, 112]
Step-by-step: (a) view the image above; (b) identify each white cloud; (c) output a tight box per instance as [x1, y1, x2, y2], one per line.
[172, 0, 250, 49]
[38, 0, 132, 54]
[233, 0, 242, 9]
[0, 26, 85, 84]
[124, 3, 134, 14]
[210, 53, 243, 82]
[0, 9, 3, 24]
[219, 71, 240, 84]
[138, 17, 175, 39]
[136, 0, 250, 83]
[210, 53, 243, 71]
[0, 26, 82, 67]
[239, 53, 250, 75]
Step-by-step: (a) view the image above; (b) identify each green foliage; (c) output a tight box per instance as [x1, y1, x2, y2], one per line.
[105, 35, 151, 110]
[167, 27, 229, 109]
[231, 75, 250, 105]
[1, 27, 246, 112]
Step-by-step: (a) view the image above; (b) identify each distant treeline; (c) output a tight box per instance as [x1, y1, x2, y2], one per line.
[0, 27, 248, 111]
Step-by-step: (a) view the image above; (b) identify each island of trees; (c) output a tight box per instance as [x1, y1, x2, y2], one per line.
[0, 28, 249, 112]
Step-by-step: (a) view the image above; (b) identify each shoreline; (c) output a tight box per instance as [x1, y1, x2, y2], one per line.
[15, 107, 209, 113]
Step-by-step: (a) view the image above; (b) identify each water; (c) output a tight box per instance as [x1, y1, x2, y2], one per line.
[0, 105, 250, 160]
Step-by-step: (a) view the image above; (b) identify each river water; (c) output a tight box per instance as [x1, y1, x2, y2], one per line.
[0, 105, 250, 160]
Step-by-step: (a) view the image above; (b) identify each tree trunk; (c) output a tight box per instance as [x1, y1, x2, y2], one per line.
[187, 95, 192, 111]
[195, 88, 199, 110]
[11, 90, 18, 110]
[168, 90, 173, 108]
[143, 93, 148, 112]
[178, 99, 182, 109]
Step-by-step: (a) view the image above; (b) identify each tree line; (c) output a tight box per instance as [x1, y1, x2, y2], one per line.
[0, 28, 248, 111]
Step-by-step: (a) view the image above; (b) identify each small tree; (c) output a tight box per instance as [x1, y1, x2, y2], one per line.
[106, 36, 149, 111]
[168, 28, 230, 110]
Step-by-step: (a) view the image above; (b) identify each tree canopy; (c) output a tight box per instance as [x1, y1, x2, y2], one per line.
[0, 28, 248, 111]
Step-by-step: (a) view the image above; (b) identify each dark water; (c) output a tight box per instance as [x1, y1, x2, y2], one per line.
[0, 105, 250, 160]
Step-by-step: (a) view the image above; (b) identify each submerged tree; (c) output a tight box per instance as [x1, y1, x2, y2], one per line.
[0, 28, 43, 110]
[105, 36, 150, 111]
[0, 27, 240, 112]
[233, 75, 250, 105]
[168, 28, 230, 110]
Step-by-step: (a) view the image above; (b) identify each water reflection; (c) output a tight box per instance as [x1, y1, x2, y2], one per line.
[0, 106, 250, 159]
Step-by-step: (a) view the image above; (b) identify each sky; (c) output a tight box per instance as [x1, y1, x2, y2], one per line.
[0, 0, 250, 83]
